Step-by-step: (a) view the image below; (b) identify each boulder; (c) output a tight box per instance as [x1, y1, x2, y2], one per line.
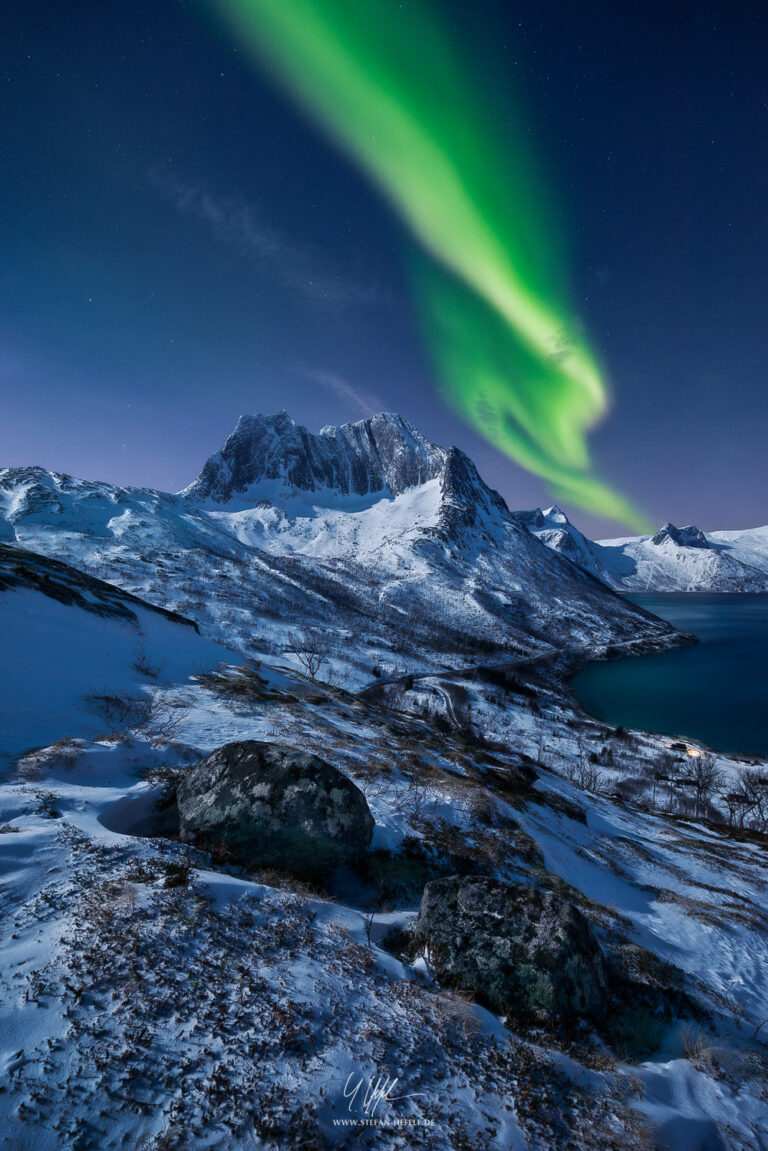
[413, 875, 607, 1025]
[177, 740, 374, 875]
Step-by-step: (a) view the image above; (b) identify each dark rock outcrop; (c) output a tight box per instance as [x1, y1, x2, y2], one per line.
[177, 740, 375, 875]
[414, 875, 607, 1026]
[436, 447, 510, 536]
[183, 410, 447, 503]
[651, 523, 709, 549]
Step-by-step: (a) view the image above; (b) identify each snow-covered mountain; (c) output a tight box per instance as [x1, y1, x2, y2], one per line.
[524, 505, 768, 593]
[515, 505, 606, 581]
[0, 412, 678, 681]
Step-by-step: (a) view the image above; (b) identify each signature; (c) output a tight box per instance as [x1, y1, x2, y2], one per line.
[342, 1072, 426, 1116]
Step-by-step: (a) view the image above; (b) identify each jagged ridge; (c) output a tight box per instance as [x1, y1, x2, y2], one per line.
[183, 411, 448, 504]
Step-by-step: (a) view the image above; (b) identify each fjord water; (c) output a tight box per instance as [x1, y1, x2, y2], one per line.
[571, 594, 768, 757]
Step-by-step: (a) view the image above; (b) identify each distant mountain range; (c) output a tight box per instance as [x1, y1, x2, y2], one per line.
[522, 505, 768, 593]
[0, 412, 678, 682]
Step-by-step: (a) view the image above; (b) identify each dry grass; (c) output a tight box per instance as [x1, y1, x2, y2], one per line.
[681, 1023, 715, 1065]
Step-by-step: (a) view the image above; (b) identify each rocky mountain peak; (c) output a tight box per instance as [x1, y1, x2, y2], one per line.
[438, 447, 510, 530]
[182, 410, 456, 505]
[651, 523, 710, 549]
[542, 505, 569, 525]
[512, 508, 546, 530]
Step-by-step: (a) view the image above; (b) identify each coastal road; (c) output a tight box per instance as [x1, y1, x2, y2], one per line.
[356, 636, 647, 702]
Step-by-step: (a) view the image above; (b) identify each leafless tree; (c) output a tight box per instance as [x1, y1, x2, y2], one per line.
[722, 791, 754, 829]
[667, 754, 725, 818]
[563, 758, 607, 795]
[286, 627, 333, 682]
[683, 754, 726, 818]
[733, 768, 768, 833]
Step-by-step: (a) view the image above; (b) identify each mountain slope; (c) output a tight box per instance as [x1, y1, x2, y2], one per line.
[0, 413, 680, 683]
[709, 524, 768, 575]
[0, 544, 231, 763]
[524, 506, 768, 592]
[515, 505, 606, 580]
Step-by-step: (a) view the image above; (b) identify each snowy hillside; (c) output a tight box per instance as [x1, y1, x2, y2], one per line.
[524, 506, 768, 592]
[0, 413, 680, 684]
[0, 544, 233, 764]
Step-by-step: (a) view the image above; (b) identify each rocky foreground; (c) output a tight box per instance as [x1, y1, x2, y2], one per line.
[2, 630, 768, 1149]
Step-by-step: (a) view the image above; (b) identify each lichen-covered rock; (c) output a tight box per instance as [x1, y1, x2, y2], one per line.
[177, 740, 374, 875]
[413, 875, 607, 1026]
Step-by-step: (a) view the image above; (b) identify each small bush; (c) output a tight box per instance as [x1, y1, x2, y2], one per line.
[34, 791, 61, 819]
[84, 689, 188, 745]
[162, 860, 191, 888]
[131, 641, 165, 679]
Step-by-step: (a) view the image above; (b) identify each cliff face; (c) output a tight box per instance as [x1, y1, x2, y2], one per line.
[182, 411, 448, 504]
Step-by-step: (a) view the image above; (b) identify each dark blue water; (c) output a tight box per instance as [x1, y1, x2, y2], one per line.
[571, 594, 768, 757]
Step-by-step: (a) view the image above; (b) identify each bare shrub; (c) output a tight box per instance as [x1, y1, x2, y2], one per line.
[131, 641, 165, 679]
[162, 860, 191, 888]
[16, 738, 82, 780]
[33, 791, 62, 819]
[85, 689, 189, 745]
[435, 987, 482, 1038]
[563, 759, 607, 795]
[723, 981, 747, 1029]
[467, 789, 498, 827]
[392, 776, 431, 820]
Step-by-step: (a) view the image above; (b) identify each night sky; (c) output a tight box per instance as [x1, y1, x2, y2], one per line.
[3, 0, 767, 537]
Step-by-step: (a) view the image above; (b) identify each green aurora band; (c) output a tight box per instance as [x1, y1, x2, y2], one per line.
[206, 0, 650, 529]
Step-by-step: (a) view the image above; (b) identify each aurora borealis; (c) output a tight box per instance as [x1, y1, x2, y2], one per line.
[206, 0, 649, 528]
[5, 1, 766, 533]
